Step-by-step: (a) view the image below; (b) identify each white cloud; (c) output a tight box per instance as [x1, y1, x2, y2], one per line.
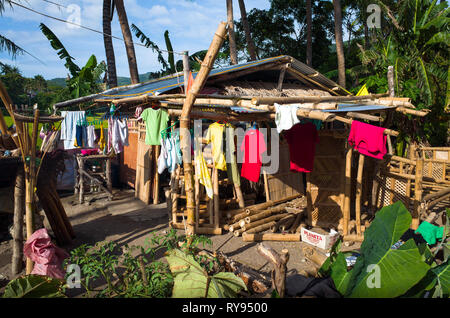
[0, 0, 271, 79]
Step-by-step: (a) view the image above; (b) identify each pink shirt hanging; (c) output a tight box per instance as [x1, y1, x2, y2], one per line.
[240, 129, 267, 182]
[348, 120, 387, 159]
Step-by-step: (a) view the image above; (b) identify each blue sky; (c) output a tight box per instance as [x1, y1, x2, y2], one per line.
[0, 0, 271, 79]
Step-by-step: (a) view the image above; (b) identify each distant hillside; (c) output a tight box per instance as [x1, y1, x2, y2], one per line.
[47, 77, 67, 88]
[117, 72, 154, 86]
[48, 72, 154, 88]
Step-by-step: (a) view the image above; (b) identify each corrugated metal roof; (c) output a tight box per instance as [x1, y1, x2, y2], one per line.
[289, 59, 351, 96]
[54, 55, 348, 109]
[323, 104, 392, 112]
[98, 55, 290, 99]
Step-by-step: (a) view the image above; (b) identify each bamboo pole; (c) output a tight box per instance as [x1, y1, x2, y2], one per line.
[244, 221, 277, 234]
[227, 194, 301, 222]
[153, 145, 160, 204]
[179, 21, 227, 237]
[356, 153, 365, 235]
[268, 108, 335, 122]
[24, 109, 39, 274]
[343, 147, 353, 236]
[251, 93, 389, 106]
[0, 80, 21, 149]
[413, 158, 424, 230]
[346, 112, 381, 122]
[343, 234, 364, 242]
[12, 165, 25, 275]
[0, 107, 9, 137]
[334, 116, 399, 136]
[242, 233, 301, 242]
[395, 107, 429, 117]
[213, 167, 220, 229]
[244, 209, 281, 224]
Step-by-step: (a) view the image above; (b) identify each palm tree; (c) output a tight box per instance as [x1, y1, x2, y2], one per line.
[103, 0, 118, 88]
[0, 1, 30, 58]
[333, 0, 346, 88]
[115, 0, 139, 84]
[306, 0, 312, 67]
[237, 0, 257, 61]
[226, 0, 238, 65]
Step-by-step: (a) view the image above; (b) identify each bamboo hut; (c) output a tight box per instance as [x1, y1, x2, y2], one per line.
[51, 23, 437, 241]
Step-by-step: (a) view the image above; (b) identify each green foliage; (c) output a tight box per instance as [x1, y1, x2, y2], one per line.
[63, 229, 223, 298]
[353, 0, 449, 146]
[131, 24, 170, 74]
[164, 30, 175, 74]
[166, 249, 247, 298]
[324, 202, 449, 298]
[38, 23, 106, 110]
[65, 238, 173, 298]
[2, 275, 66, 298]
[39, 23, 80, 78]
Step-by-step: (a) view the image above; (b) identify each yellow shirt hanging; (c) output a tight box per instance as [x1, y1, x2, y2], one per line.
[98, 125, 106, 151]
[205, 122, 227, 171]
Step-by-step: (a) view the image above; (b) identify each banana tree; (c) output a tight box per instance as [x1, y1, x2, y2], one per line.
[40, 23, 106, 100]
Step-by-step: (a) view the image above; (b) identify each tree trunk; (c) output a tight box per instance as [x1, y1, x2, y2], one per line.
[333, 0, 346, 88]
[227, 0, 238, 65]
[103, 0, 118, 88]
[306, 0, 312, 67]
[238, 0, 257, 61]
[115, 0, 139, 84]
[257, 244, 289, 297]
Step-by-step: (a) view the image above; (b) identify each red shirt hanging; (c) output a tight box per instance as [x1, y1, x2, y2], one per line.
[284, 122, 319, 173]
[240, 129, 267, 182]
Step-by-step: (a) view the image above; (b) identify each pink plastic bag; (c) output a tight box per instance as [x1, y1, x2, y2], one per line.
[23, 228, 69, 279]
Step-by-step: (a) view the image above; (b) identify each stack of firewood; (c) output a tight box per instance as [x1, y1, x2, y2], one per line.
[224, 196, 307, 242]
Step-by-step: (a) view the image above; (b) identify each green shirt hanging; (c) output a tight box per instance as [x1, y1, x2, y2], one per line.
[141, 108, 169, 146]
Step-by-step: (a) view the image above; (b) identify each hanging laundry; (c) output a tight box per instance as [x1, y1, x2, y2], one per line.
[225, 124, 240, 186]
[60, 111, 85, 150]
[167, 137, 180, 173]
[140, 108, 169, 145]
[157, 138, 168, 174]
[74, 124, 87, 148]
[194, 139, 213, 199]
[300, 118, 322, 131]
[117, 118, 129, 148]
[240, 128, 267, 183]
[274, 103, 300, 133]
[135, 106, 143, 118]
[205, 122, 227, 171]
[107, 117, 129, 154]
[171, 130, 183, 165]
[348, 120, 387, 159]
[97, 125, 106, 152]
[284, 122, 319, 173]
[86, 125, 97, 148]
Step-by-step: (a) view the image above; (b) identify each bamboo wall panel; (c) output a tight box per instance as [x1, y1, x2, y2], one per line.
[266, 142, 304, 202]
[306, 133, 345, 227]
[135, 123, 154, 204]
[120, 119, 138, 188]
[375, 175, 412, 210]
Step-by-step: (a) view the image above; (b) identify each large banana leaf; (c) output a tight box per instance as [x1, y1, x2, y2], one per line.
[164, 30, 175, 73]
[39, 23, 80, 77]
[2, 275, 66, 298]
[330, 201, 430, 298]
[166, 249, 246, 298]
[131, 24, 169, 72]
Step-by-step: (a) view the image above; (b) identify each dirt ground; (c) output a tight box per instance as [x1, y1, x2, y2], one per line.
[0, 189, 360, 296]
